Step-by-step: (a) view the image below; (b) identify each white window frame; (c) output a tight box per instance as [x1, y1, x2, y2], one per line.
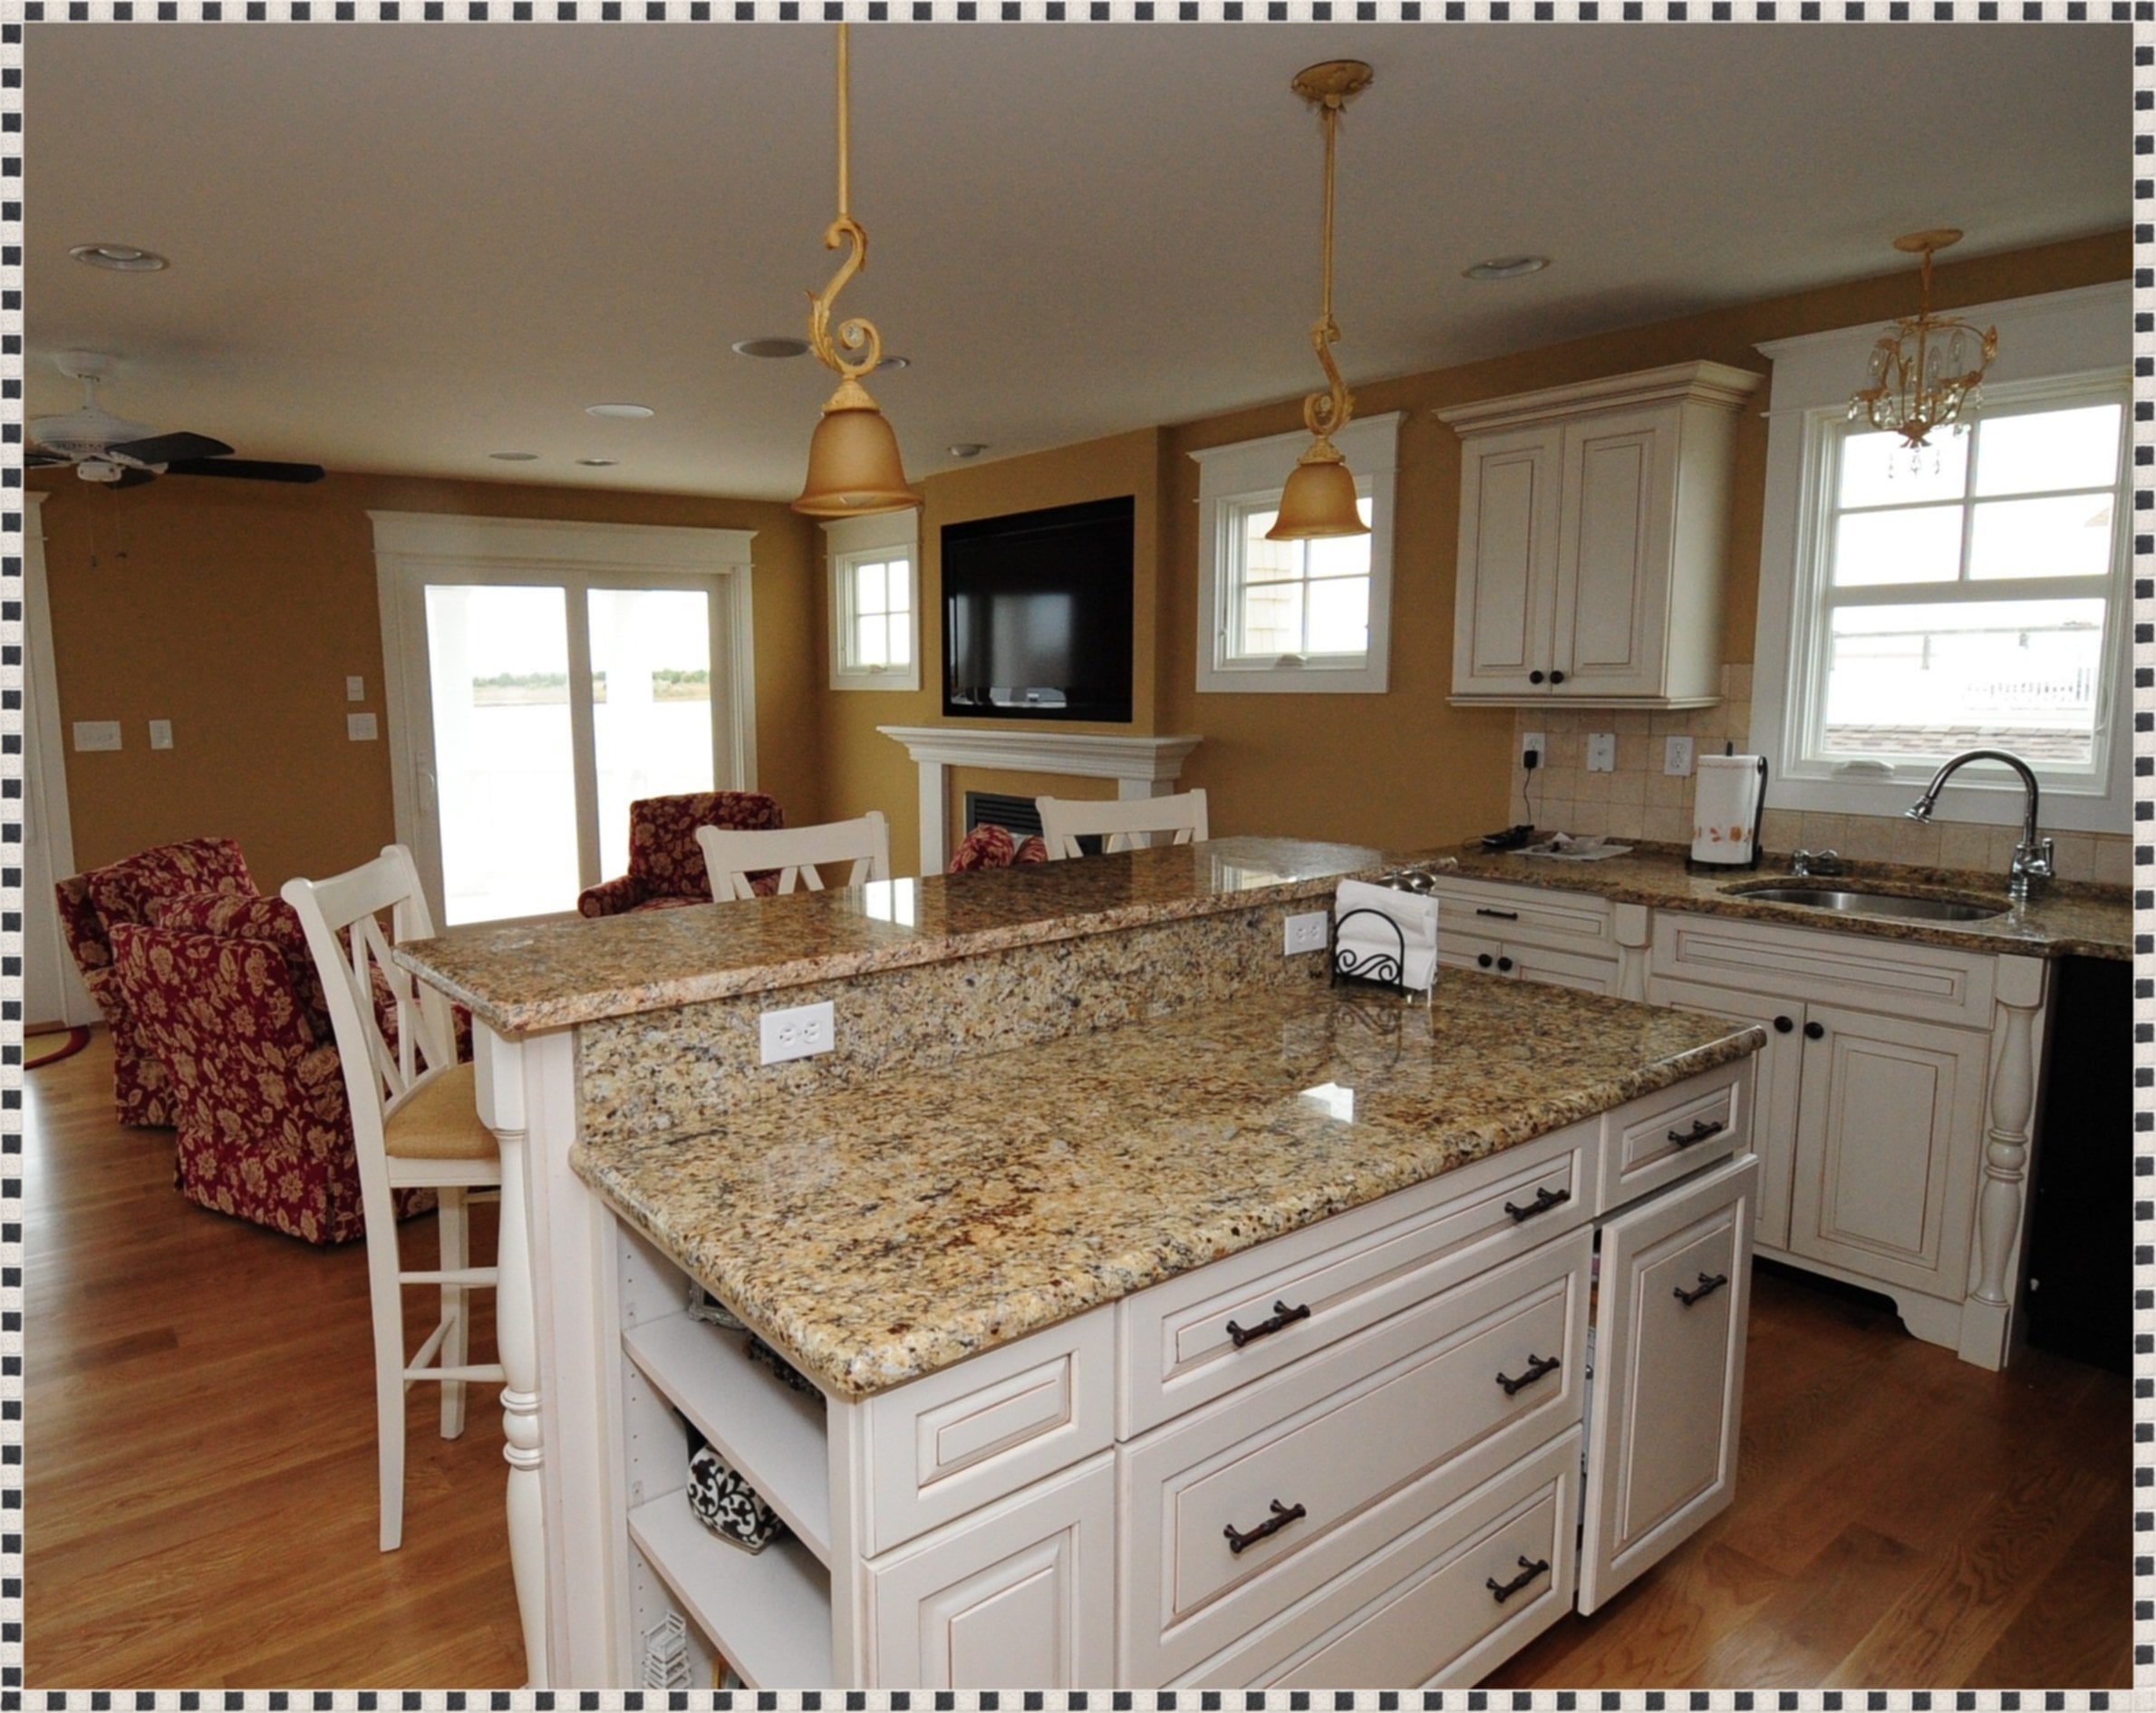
[826, 510, 921, 692]
[370, 510, 759, 926]
[1751, 282, 2131, 835]
[1191, 411, 1401, 694]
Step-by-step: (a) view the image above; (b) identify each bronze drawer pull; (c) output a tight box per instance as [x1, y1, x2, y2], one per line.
[1668, 1118, 1726, 1148]
[1225, 1300, 1311, 1349]
[1495, 1352, 1560, 1396]
[1503, 1185, 1571, 1224]
[1487, 1555, 1551, 1602]
[1674, 1271, 1729, 1307]
[1474, 907, 1520, 920]
[1223, 1499, 1306, 1555]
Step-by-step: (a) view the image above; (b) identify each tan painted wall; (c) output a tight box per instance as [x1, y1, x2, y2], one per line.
[815, 429, 1165, 874]
[37, 470, 823, 894]
[814, 229, 2128, 867]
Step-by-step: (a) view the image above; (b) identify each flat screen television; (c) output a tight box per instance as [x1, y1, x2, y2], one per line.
[943, 496, 1135, 723]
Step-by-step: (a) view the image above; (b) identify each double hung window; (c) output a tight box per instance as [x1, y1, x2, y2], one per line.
[827, 512, 920, 691]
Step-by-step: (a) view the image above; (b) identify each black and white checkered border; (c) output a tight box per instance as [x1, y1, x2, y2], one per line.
[0, 5, 2146, 1708]
[0, 1666, 2115, 1703]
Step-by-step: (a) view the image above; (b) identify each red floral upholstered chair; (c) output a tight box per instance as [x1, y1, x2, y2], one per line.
[55, 837, 256, 1127]
[946, 823, 1050, 874]
[105, 893, 441, 1246]
[576, 791, 786, 916]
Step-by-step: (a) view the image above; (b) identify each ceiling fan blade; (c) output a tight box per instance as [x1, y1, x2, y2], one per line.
[110, 466, 157, 489]
[162, 456, 325, 484]
[107, 431, 237, 464]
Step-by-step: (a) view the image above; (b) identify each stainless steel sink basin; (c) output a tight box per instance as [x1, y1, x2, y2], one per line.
[1730, 886, 2006, 923]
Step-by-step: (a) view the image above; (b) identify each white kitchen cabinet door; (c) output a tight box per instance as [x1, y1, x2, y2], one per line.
[1579, 1151, 1757, 1614]
[1550, 405, 1678, 702]
[1785, 1005, 1989, 1302]
[865, 1451, 1116, 1689]
[1648, 977, 1804, 1250]
[1451, 425, 1562, 699]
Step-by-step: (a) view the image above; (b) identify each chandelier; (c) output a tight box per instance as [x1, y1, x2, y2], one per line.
[1846, 229, 1997, 455]
[1268, 60, 1374, 542]
[793, 23, 921, 518]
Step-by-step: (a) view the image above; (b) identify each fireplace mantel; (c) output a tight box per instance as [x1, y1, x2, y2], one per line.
[878, 726, 1204, 874]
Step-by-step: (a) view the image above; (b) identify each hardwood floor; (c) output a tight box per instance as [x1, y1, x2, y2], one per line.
[27, 1031, 526, 1688]
[27, 1032, 2132, 1689]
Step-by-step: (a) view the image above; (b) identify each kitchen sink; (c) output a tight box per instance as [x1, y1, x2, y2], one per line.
[1726, 885, 2006, 922]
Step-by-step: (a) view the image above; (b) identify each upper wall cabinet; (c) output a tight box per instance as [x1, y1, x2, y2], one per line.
[1438, 362, 1763, 708]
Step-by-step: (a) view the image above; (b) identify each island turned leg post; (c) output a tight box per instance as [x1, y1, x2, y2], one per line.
[1960, 953, 2047, 1371]
[478, 1028, 550, 1688]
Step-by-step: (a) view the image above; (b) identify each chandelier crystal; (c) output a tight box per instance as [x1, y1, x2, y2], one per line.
[1268, 60, 1374, 543]
[1846, 228, 1998, 456]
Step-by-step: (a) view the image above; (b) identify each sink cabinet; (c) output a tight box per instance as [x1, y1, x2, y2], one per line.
[599, 1060, 1758, 1689]
[1439, 363, 1763, 709]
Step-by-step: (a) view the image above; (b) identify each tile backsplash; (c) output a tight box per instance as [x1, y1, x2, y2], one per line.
[1508, 664, 2131, 888]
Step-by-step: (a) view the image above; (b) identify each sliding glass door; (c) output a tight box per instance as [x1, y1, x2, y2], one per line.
[373, 515, 757, 928]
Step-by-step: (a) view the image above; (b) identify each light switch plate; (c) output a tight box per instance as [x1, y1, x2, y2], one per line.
[346, 675, 366, 702]
[1585, 732, 1617, 772]
[148, 720, 173, 750]
[347, 712, 380, 741]
[72, 721, 121, 752]
[759, 1001, 836, 1065]
[1663, 736, 1695, 777]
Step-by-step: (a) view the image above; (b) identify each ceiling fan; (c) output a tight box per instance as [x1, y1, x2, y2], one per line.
[26, 351, 325, 488]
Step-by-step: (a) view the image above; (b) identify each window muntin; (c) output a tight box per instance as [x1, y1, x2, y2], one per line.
[1223, 495, 1375, 665]
[1802, 388, 2125, 779]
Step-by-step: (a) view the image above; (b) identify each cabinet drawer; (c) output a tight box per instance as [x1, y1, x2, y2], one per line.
[1119, 1228, 1590, 1684]
[863, 1307, 1115, 1556]
[1426, 877, 1615, 955]
[1118, 1119, 1596, 1437]
[1598, 1057, 1752, 1215]
[1653, 911, 1995, 1027]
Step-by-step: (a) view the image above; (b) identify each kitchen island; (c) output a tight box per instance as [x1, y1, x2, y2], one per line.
[396, 838, 1764, 1689]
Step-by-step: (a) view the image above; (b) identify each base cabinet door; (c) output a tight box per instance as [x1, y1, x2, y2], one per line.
[1580, 1152, 1757, 1613]
[865, 1452, 1116, 1689]
[1784, 1004, 1989, 1301]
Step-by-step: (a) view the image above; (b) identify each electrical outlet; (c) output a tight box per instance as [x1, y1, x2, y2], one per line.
[1521, 731, 1546, 769]
[1283, 911, 1329, 955]
[346, 675, 367, 702]
[1663, 736, 1695, 777]
[759, 1000, 836, 1065]
[1586, 732, 1617, 772]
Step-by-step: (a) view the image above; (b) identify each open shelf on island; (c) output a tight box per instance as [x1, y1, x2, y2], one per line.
[628, 1494, 834, 1689]
[622, 1311, 834, 1564]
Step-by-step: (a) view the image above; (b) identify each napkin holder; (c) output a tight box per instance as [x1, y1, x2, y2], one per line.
[1330, 908, 1432, 1002]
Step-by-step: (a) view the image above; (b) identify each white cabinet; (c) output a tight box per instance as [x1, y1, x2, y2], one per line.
[1441, 362, 1763, 708]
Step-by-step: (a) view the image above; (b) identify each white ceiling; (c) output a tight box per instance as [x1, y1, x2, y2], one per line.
[25, 23, 2129, 499]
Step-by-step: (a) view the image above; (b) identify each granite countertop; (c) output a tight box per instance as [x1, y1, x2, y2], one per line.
[1412, 842, 2132, 962]
[573, 973, 1764, 1398]
[395, 837, 1388, 1036]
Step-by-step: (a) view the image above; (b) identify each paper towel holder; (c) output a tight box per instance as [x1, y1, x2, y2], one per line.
[1685, 752, 1771, 875]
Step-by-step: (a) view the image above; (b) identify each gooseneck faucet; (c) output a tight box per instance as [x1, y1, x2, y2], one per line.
[1904, 748, 2053, 903]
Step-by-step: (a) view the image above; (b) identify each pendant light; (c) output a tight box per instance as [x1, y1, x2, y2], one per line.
[793, 23, 921, 518]
[1268, 60, 1374, 543]
[1846, 228, 1998, 456]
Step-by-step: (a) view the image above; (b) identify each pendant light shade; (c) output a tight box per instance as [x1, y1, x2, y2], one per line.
[1268, 60, 1373, 544]
[796, 376, 918, 518]
[1271, 447, 1367, 540]
[793, 24, 921, 519]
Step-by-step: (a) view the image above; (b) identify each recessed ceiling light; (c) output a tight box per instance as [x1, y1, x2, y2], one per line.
[876, 354, 911, 372]
[70, 243, 169, 272]
[948, 443, 987, 460]
[576, 458, 619, 468]
[585, 402, 655, 420]
[1463, 256, 1551, 281]
[730, 337, 810, 359]
[488, 450, 540, 461]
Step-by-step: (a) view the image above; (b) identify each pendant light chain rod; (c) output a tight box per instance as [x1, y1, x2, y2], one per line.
[808, 20, 881, 382]
[1300, 79, 1358, 444]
